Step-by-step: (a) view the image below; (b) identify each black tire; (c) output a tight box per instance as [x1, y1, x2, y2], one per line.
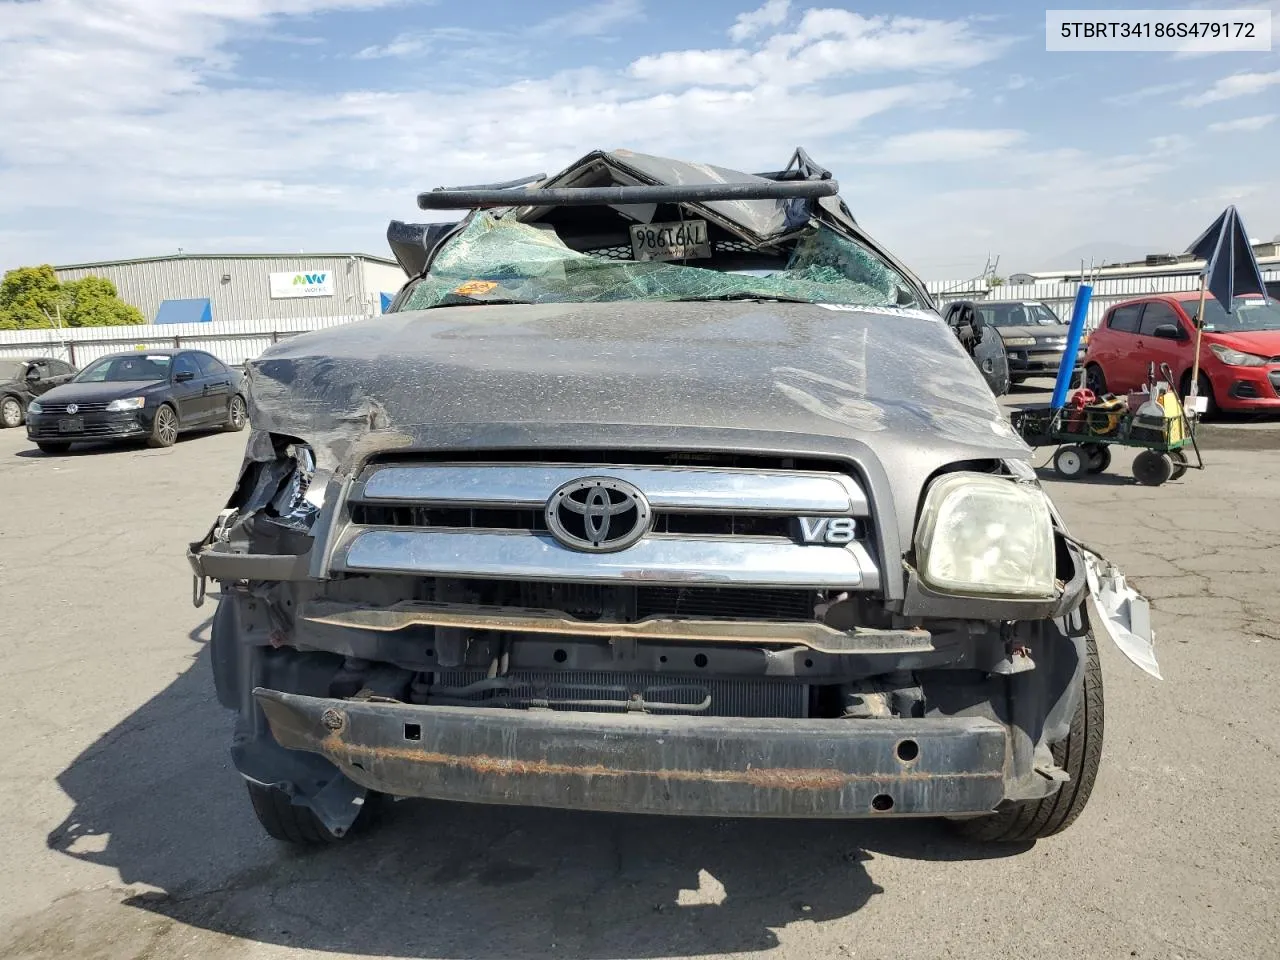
[247, 782, 344, 845]
[1084, 363, 1107, 396]
[36, 441, 70, 455]
[1180, 372, 1218, 420]
[1053, 445, 1088, 479]
[1, 395, 23, 428]
[147, 404, 179, 448]
[1168, 448, 1189, 481]
[1133, 449, 1173, 486]
[952, 633, 1104, 842]
[224, 394, 247, 432]
[1010, 375, 1027, 386]
[1082, 443, 1111, 474]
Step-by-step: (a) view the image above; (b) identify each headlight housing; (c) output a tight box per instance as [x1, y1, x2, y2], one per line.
[27, 400, 43, 414]
[106, 396, 146, 412]
[1209, 344, 1267, 367]
[914, 473, 1056, 598]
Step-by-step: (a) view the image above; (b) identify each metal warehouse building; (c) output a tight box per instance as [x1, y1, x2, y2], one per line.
[53, 253, 408, 325]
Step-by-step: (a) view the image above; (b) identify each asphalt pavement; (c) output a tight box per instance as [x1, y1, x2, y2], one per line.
[1, 412, 1277, 960]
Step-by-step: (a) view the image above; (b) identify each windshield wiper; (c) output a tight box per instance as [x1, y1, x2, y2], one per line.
[669, 292, 819, 305]
[429, 297, 537, 309]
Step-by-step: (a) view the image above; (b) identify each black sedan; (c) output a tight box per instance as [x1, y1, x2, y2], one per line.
[1, 356, 78, 429]
[25, 349, 247, 453]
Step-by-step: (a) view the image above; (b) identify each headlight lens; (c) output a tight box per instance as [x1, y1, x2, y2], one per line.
[1209, 344, 1267, 367]
[915, 473, 1056, 598]
[1003, 336, 1036, 347]
[106, 396, 146, 411]
[27, 400, 43, 414]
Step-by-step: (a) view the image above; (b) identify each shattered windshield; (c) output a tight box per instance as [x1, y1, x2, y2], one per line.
[400, 213, 916, 311]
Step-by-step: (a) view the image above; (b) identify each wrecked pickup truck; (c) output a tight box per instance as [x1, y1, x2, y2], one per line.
[189, 148, 1158, 845]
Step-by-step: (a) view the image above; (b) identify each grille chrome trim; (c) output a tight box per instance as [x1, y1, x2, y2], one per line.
[301, 599, 927, 653]
[358, 464, 869, 516]
[336, 529, 880, 590]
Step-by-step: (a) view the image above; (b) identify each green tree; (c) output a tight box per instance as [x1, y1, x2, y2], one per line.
[0, 266, 144, 329]
[0, 265, 64, 330]
[63, 276, 145, 327]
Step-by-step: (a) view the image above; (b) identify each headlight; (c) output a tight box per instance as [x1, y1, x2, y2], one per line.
[1209, 344, 1267, 367]
[27, 400, 43, 414]
[106, 396, 146, 411]
[1003, 336, 1036, 347]
[915, 473, 1056, 598]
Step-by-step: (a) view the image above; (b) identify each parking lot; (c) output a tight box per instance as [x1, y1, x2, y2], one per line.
[1, 409, 1278, 960]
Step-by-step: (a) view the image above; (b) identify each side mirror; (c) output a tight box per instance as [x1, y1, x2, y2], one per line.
[1152, 324, 1184, 340]
[26, 369, 40, 381]
[174, 370, 195, 383]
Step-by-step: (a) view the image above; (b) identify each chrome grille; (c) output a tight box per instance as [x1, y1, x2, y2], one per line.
[37, 401, 109, 414]
[332, 461, 880, 590]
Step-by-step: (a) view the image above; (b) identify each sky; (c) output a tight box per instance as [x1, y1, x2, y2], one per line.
[1, 0, 1278, 280]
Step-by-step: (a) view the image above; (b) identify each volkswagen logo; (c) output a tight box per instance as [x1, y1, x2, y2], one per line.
[545, 477, 651, 553]
[65, 404, 79, 415]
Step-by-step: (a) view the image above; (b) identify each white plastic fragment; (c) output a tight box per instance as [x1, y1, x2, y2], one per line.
[1084, 554, 1163, 680]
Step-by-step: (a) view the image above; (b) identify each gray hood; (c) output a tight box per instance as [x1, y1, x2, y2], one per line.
[246, 301, 1029, 545]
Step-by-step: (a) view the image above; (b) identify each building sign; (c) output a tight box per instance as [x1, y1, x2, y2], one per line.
[269, 270, 334, 299]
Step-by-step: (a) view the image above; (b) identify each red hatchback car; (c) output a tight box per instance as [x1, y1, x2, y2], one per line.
[1083, 292, 1280, 414]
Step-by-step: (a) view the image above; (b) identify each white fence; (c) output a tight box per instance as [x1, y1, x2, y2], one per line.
[928, 268, 1280, 330]
[4, 266, 1279, 369]
[0, 315, 365, 368]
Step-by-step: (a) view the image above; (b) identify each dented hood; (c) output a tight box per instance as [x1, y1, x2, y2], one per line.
[246, 301, 1028, 511]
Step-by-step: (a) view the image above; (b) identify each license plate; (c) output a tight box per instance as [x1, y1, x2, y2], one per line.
[629, 219, 711, 262]
[58, 417, 83, 433]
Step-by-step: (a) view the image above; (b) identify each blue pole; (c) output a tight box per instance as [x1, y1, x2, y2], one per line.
[1052, 284, 1093, 409]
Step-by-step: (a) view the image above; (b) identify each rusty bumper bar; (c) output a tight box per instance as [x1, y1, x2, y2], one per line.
[255, 689, 1009, 818]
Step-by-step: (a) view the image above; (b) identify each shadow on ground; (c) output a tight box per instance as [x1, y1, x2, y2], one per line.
[12, 429, 226, 458]
[26, 620, 1028, 959]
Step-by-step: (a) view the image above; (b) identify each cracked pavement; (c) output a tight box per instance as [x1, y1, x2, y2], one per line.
[1, 420, 1277, 960]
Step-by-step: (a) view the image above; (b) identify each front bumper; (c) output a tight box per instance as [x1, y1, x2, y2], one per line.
[26, 410, 149, 442]
[1216, 366, 1280, 411]
[1005, 347, 1083, 376]
[256, 688, 1009, 818]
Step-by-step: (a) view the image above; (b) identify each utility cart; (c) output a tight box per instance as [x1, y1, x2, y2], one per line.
[1010, 365, 1204, 486]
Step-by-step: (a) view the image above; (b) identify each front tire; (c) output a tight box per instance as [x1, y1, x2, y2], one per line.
[246, 781, 382, 845]
[147, 404, 178, 448]
[952, 633, 1104, 842]
[1084, 363, 1107, 396]
[1, 395, 23, 428]
[224, 394, 247, 432]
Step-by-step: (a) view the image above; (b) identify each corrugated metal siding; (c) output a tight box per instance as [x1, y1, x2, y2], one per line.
[54, 256, 404, 324]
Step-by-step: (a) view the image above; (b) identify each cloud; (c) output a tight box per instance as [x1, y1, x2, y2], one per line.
[533, 0, 645, 38]
[1207, 113, 1277, 132]
[860, 128, 1026, 164]
[0, 2, 989, 267]
[353, 26, 491, 60]
[630, 10, 1012, 87]
[1104, 80, 1194, 106]
[729, 0, 791, 42]
[1182, 70, 1280, 106]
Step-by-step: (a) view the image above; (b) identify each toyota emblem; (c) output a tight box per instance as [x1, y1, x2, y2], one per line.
[65, 404, 79, 415]
[545, 477, 651, 553]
